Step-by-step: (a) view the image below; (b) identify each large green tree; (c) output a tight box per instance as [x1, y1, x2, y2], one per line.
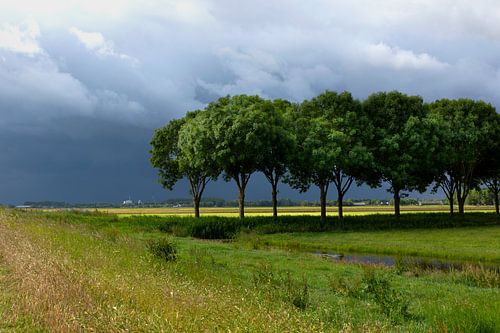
[478, 111, 500, 215]
[176, 112, 221, 217]
[150, 117, 184, 191]
[257, 99, 296, 221]
[205, 95, 272, 220]
[363, 91, 440, 218]
[429, 99, 499, 215]
[150, 111, 219, 218]
[286, 91, 371, 223]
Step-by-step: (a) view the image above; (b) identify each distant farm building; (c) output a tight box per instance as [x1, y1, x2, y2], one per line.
[122, 199, 134, 206]
[418, 200, 444, 205]
[15, 205, 32, 209]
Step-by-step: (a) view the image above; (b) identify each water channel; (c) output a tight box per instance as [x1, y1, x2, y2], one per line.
[313, 251, 500, 272]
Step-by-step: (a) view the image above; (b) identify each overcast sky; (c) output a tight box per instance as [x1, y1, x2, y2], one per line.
[0, 0, 499, 204]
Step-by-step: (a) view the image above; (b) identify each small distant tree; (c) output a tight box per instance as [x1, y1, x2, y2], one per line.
[205, 95, 272, 220]
[286, 91, 371, 223]
[150, 111, 219, 218]
[484, 177, 500, 214]
[362, 91, 440, 218]
[466, 189, 495, 206]
[429, 99, 499, 215]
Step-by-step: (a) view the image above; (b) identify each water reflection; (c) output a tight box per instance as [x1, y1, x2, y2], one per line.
[315, 251, 499, 272]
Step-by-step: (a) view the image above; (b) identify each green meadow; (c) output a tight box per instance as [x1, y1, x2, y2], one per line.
[0, 209, 498, 332]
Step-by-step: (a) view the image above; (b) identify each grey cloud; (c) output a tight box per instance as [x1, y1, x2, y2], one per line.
[0, 2, 499, 204]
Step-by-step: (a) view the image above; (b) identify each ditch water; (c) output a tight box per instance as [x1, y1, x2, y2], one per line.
[313, 251, 500, 272]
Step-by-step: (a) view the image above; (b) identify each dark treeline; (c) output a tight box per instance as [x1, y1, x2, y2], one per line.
[154, 197, 421, 208]
[150, 91, 500, 221]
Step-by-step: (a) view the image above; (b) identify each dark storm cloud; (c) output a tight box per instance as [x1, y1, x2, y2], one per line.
[0, 1, 499, 203]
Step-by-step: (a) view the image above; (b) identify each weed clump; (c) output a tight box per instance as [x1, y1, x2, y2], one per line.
[361, 268, 410, 322]
[147, 238, 177, 262]
[451, 264, 500, 288]
[330, 268, 410, 323]
[252, 263, 310, 310]
[329, 274, 363, 298]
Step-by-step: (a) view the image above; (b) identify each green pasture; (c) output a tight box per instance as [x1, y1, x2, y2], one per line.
[0, 209, 498, 332]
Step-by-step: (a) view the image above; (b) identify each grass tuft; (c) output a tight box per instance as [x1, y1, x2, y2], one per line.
[146, 237, 178, 262]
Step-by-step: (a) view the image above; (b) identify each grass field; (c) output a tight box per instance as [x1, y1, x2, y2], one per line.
[0, 208, 498, 332]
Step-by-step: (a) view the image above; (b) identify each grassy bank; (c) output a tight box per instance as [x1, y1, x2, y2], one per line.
[0, 209, 498, 331]
[0, 262, 46, 332]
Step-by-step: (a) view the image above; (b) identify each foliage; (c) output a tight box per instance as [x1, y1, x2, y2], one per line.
[429, 99, 500, 215]
[151, 91, 498, 220]
[286, 91, 371, 221]
[466, 188, 496, 205]
[203, 95, 276, 219]
[362, 91, 442, 217]
[258, 99, 296, 220]
[149, 117, 185, 190]
[150, 111, 220, 217]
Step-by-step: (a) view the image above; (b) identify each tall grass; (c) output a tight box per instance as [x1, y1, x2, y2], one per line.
[0, 209, 498, 332]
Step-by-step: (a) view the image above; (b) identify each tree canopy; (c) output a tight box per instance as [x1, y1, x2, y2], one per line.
[150, 90, 499, 220]
[205, 95, 274, 219]
[363, 91, 441, 217]
[150, 111, 219, 217]
[257, 99, 296, 221]
[286, 91, 372, 222]
[429, 99, 499, 215]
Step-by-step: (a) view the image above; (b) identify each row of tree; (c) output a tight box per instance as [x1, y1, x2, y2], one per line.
[150, 91, 500, 222]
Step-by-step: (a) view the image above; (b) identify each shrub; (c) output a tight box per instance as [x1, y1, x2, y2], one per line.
[147, 237, 177, 262]
[361, 268, 410, 322]
[284, 273, 309, 310]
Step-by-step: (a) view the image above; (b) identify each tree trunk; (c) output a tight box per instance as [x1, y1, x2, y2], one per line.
[495, 190, 499, 215]
[484, 178, 499, 215]
[457, 195, 465, 215]
[189, 176, 208, 219]
[393, 188, 401, 219]
[193, 196, 200, 218]
[272, 183, 278, 222]
[238, 187, 245, 220]
[337, 190, 344, 229]
[456, 176, 470, 216]
[234, 173, 250, 221]
[337, 189, 344, 219]
[440, 174, 456, 217]
[319, 182, 327, 223]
